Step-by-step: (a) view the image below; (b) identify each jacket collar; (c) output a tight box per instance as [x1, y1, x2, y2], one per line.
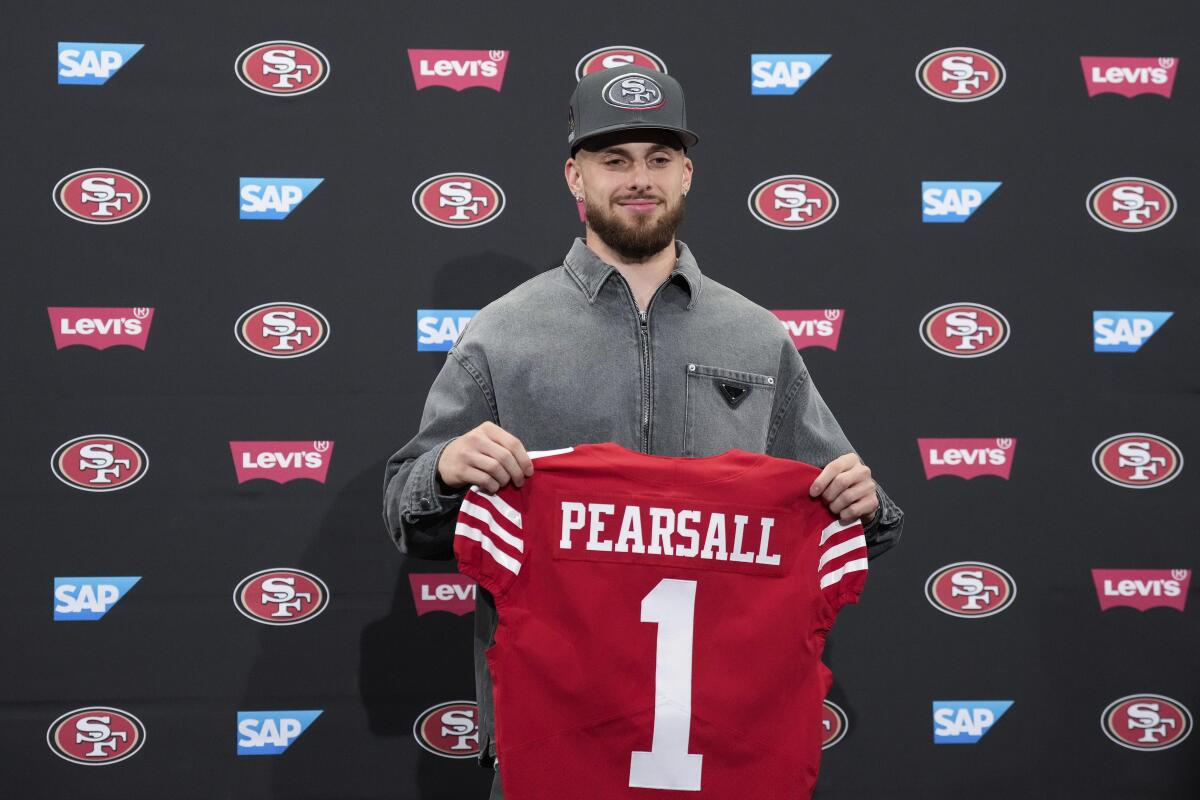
[563, 237, 703, 310]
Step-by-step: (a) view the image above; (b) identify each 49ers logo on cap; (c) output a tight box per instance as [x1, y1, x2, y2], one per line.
[235, 302, 329, 359]
[52, 435, 148, 492]
[414, 701, 480, 758]
[822, 700, 849, 749]
[1086, 178, 1176, 232]
[916, 47, 1005, 102]
[1101, 694, 1192, 751]
[575, 46, 666, 80]
[233, 568, 329, 625]
[919, 302, 1009, 358]
[53, 168, 149, 225]
[235, 40, 329, 96]
[748, 175, 839, 230]
[1092, 433, 1182, 489]
[926, 562, 1017, 619]
[47, 706, 145, 765]
[412, 173, 505, 228]
[602, 72, 665, 109]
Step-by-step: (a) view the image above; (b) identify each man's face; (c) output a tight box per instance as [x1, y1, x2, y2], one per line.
[565, 130, 694, 261]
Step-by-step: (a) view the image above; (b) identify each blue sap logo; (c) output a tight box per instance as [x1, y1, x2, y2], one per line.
[933, 700, 1012, 744]
[237, 710, 322, 755]
[922, 181, 1001, 222]
[750, 54, 831, 95]
[58, 42, 144, 85]
[1093, 311, 1172, 353]
[240, 178, 324, 220]
[418, 309, 478, 352]
[53, 577, 140, 621]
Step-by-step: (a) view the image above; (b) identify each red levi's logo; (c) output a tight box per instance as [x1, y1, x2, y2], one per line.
[409, 574, 476, 616]
[408, 49, 508, 91]
[919, 438, 1016, 480]
[774, 310, 844, 350]
[1081, 57, 1178, 98]
[1092, 569, 1190, 612]
[49, 307, 153, 350]
[230, 440, 333, 484]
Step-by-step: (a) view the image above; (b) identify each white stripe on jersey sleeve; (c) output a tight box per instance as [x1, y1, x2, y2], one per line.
[455, 523, 522, 575]
[527, 447, 575, 459]
[818, 534, 868, 571]
[819, 517, 861, 546]
[461, 494, 524, 552]
[468, 486, 523, 529]
[819, 558, 868, 590]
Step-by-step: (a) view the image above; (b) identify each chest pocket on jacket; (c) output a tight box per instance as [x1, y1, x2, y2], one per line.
[683, 363, 776, 457]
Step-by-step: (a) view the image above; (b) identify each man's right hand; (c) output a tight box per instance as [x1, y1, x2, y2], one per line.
[436, 421, 534, 494]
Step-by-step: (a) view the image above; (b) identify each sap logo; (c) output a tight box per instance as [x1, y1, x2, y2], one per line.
[240, 178, 323, 220]
[237, 710, 322, 755]
[58, 43, 143, 85]
[417, 310, 477, 352]
[922, 182, 1001, 222]
[933, 701, 1012, 743]
[1093, 311, 1172, 352]
[54, 577, 140, 621]
[750, 54, 830, 95]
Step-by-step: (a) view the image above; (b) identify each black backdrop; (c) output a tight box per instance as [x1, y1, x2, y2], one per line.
[6, 1, 1198, 797]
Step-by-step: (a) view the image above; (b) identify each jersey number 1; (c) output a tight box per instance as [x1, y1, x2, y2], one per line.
[629, 578, 703, 791]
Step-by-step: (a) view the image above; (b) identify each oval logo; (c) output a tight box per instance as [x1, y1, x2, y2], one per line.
[1092, 433, 1183, 489]
[748, 175, 839, 230]
[233, 568, 329, 625]
[47, 707, 145, 765]
[575, 46, 667, 80]
[919, 302, 1009, 358]
[1086, 178, 1176, 232]
[53, 168, 149, 225]
[235, 40, 330, 96]
[413, 701, 480, 759]
[235, 302, 330, 359]
[916, 47, 1005, 102]
[1101, 694, 1192, 751]
[821, 700, 849, 749]
[412, 173, 505, 229]
[51, 435, 148, 493]
[925, 561, 1017, 618]
[601, 72, 665, 110]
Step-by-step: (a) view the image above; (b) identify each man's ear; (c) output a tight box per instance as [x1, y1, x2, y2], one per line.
[564, 157, 584, 199]
[681, 155, 694, 195]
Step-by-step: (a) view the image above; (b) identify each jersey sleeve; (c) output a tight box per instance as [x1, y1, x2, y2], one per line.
[816, 515, 869, 615]
[453, 483, 527, 598]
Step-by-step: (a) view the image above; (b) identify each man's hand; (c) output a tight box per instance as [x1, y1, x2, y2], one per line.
[809, 453, 878, 525]
[437, 421, 534, 494]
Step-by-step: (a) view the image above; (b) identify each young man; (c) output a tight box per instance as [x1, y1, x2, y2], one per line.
[383, 66, 904, 798]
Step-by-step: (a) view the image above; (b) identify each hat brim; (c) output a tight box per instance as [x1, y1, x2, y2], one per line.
[570, 123, 699, 154]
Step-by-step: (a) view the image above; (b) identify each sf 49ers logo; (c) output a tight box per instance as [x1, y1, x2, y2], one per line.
[917, 47, 1005, 102]
[413, 701, 480, 758]
[412, 173, 505, 228]
[47, 707, 146, 765]
[53, 168, 149, 224]
[748, 175, 839, 230]
[52, 435, 148, 492]
[1086, 178, 1176, 232]
[235, 40, 329, 96]
[1092, 434, 1183, 489]
[575, 46, 666, 80]
[925, 562, 1017, 618]
[822, 700, 849, 749]
[1102, 694, 1192, 751]
[919, 302, 1009, 358]
[235, 302, 330, 359]
[233, 568, 329, 625]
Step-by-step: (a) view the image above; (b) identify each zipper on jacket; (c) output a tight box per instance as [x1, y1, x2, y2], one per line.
[615, 273, 668, 454]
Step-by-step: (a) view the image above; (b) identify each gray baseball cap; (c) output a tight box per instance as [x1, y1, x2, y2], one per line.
[568, 66, 699, 154]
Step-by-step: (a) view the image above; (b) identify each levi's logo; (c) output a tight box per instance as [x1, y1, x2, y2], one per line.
[919, 438, 1016, 480]
[409, 574, 476, 616]
[408, 50, 508, 91]
[49, 307, 153, 350]
[1092, 569, 1190, 612]
[1081, 57, 1178, 98]
[230, 441, 334, 484]
[773, 310, 843, 350]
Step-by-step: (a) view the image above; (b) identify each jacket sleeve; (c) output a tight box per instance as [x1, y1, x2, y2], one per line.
[765, 341, 904, 561]
[382, 346, 499, 560]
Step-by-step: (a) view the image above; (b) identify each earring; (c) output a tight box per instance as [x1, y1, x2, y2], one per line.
[573, 194, 583, 202]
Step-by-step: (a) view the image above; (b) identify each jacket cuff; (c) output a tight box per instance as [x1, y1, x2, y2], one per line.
[403, 437, 466, 523]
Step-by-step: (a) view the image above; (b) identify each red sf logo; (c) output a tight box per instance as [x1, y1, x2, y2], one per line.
[925, 562, 1017, 618]
[412, 173, 506, 229]
[413, 701, 480, 758]
[747, 175, 839, 230]
[235, 302, 330, 359]
[575, 46, 666, 80]
[233, 568, 330, 625]
[1092, 434, 1183, 488]
[53, 169, 149, 224]
[47, 707, 146, 765]
[919, 302, 1009, 358]
[917, 47, 1005, 102]
[1086, 178, 1176, 232]
[235, 40, 329, 96]
[51, 435, 148, 492]
[1101, 695, 1192, 751]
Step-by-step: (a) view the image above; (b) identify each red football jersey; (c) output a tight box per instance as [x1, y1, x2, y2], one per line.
[453, 441, 868, 799]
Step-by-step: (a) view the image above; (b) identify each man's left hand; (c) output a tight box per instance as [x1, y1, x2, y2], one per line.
[809, 453, 878, 525]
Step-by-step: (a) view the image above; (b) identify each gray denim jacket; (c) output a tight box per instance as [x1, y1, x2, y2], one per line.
[382, 237, 905, 769]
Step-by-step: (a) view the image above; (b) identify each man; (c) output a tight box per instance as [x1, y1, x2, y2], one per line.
[382, 65, 904, 798]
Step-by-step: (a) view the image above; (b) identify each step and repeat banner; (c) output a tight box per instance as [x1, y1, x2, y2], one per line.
[5, 2, 1197, 798]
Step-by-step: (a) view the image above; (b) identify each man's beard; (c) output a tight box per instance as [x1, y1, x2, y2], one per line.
[585, 193, 686, 262]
